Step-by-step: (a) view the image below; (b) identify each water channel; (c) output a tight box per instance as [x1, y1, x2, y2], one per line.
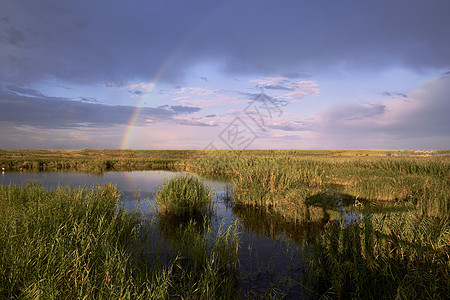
[1, 170, 327, 298]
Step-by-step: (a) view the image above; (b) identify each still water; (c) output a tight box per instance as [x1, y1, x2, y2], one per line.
[1, 170, 311, 298]
[0, 170, 230, 214]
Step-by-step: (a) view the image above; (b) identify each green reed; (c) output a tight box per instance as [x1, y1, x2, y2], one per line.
[0, 183, 141, 299]
[303, 212, 449, 299]
[184, 151, 449, 219]
[0, 183, 242, 299]
[155, 174, 214, 216]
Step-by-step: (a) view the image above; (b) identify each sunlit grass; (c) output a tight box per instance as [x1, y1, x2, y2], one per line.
[155, 175, 214, 217]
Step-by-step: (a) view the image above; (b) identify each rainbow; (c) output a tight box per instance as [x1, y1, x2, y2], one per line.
[120, 45, 186, 150]
[119, 2, 233, 150]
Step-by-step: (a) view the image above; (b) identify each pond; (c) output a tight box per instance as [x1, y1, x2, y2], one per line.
[0, 170, 328, 298]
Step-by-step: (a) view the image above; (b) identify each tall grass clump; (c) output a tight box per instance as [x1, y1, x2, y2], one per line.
[0, 183, 244, 299]
[155, 175, 213, 216]
[0, 183, 145, 299]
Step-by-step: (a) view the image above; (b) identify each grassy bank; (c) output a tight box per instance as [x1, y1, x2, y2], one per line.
[184, 150, 449, 220]
[0, 149, 208, 173]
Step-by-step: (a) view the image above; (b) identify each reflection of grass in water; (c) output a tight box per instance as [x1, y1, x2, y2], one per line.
[233, 205, 324, 299]
[154, 212, 241, 298]
[233, 204, 325, 243]
[233, 195, 449, 299]
[304, 213, 450, 299]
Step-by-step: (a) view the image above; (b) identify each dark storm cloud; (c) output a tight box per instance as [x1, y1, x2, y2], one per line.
[1, 26, 26, 47]
[1, 0, 449, 86]
[0, 89, 201, 129]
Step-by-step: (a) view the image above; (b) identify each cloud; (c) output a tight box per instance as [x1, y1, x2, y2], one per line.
[174, 87, 218, 98]
[0, 125, 127, 149]
[129, 90, 144, 96]
[79, 97, 99, 103]
[264, 119, 310, 132]
[381, 91, 408, 98]
[4, 85, 45, 97]
[0, 88, 202, 129]
[303, 75, 450, 148]
[263, 85, 293, 91]
[172, 87, 243, 108]
[248, 92, 288, 108]
[172, 116, 218, 127]
[251, 77, 289, 87]
[161, 105, 201, 114]
[1, 1, 449, 86]
[1, 26, 27, 47]
[322, 102, 386, 122]
[121, 81, 155, 98]
[247, 77, 319, 103]
[254, 75, 450, 149]
[105, 81, 129, 88]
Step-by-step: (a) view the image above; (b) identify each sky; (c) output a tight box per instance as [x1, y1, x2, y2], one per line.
[1, 0, 449, 150]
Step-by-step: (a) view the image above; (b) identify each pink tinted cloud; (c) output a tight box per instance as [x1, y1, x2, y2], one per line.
[307, 74, 450, 148]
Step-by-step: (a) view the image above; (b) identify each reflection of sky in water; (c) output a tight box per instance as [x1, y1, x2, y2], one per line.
[1, 170, 179, 192]
[0, 170, 232, 217]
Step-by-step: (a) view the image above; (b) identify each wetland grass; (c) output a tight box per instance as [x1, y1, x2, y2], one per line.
[1, 149, 448, 298]
[186, 150, 449, 298]
[304, 212, 449, 299]
[155, 174, 214, 217]
[0, 183, 241, 299]
[0, 183, 142, 299]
